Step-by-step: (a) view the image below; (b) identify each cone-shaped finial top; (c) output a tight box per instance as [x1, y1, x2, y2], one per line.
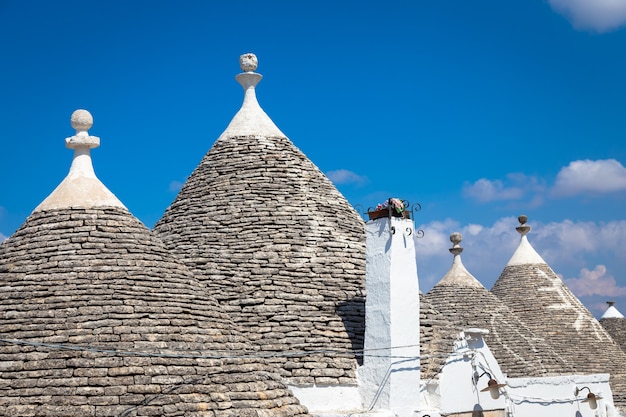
[240, 53, 258, 72]
[516, 214, 531, 236]
[33, 109, 125, 212]
[449, 232, 464, 256]
[218, 53, 285, 140]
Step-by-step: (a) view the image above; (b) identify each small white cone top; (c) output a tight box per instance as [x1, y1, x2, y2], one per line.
[217, 53, 285, 140]
[438, 232, 484, 288]
[601, 301, 625, 319]
[34, 109, 126, 212]
[506, 215, 547, 266]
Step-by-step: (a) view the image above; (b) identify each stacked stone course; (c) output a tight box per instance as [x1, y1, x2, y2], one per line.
[0, 207, 310, 416]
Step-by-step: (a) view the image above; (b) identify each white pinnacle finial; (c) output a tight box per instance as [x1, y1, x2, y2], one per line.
[449, 232, 464, 256]
[33, 109, 125, 212]
[66, 109, 100, 149]
[71, 109, 93, 133]
[516, 214, 531, 236]
[217, 53, 285, 140]
[239, 53, 258, 72]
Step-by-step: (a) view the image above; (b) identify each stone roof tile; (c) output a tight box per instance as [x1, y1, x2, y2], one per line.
[154, 54, 365, 385]
[426, 233, 570, 378]
[491, 217, 626, 411]
[0, 207, 310, 416]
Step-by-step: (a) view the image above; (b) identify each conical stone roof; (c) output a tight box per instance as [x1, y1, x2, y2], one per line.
[601, 302, 626, 355]
[0, 111, 309, 417]
[425, 233, 570, 378]
[419, 293, 457, 381]
[491, 216, 626, 410]
[154, 54, 366, 386]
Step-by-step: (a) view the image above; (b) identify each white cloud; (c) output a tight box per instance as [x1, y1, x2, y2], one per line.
[0, 233, 6, 243]
[415, 216, 626, 293]
[463, 179, 523, 202]
[552, 159, 626, 197]
[415, 216, 520, 290]
[463, 173, 545, 204]
[548, 0, 626, 32]
[564, 264, 626, 297]
[169, 180, 184, 193]
[326, 169, 368, 186]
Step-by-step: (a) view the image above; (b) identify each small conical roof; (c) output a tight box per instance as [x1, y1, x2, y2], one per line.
[0, 111, 309, 416]
[602, 301, 625, 319]
[426, 233, 569, 377]
[491, 216, 626, 410]
[434, 232, 484, 288]
[154, 54, 365, 385]
[601, 302, 626, 356]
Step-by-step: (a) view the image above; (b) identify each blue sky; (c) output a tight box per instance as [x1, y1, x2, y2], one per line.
[1, 0, 626, 317]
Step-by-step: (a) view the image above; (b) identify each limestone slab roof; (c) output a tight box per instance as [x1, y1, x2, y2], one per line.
[491, 217, 626, 411]
[154, 54, 366, 386]
[601, 303, 626, 355]
[0, 110, 309, 416]
[419, 294, 457, 381]
[425, 233, 570, 378]
[0, 206, 310, 417]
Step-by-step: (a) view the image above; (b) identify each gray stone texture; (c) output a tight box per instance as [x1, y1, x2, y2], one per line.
[154, 134, 366, 385]
[492, 262, 626, 411]
[426, 277, 571, 378]
[0, 207, 309, 416]
[601, 317, 626, 355]
[419, 294, 457, 381]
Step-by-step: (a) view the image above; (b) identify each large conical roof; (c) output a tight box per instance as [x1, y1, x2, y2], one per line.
[0, 111, 309, 416]
[491, 216, 626, 410]
[425, 233, 569, 377]
[154, 54, 366, 385]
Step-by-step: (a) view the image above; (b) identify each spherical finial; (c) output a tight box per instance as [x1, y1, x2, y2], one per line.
[70, 109, 93, 132]
[240, 53, 258, 72]
[516, 214, 531, 236]
[449, 232, 463, 256]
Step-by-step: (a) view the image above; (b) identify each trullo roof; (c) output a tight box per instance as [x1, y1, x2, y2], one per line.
[0, 110, 309, 417]
[491, 215, 626, 410]
[425, 232, 569, 377]
[154, 54, 366, 386]
[601, 302, 626, 356]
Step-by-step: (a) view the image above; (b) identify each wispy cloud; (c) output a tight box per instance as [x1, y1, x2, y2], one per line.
[415, 216, 520, 290]
[169, 180, 184, 193]
[464, 159, 626, 204]
[548, 0, 626, 32]
[463, 173, 545, 204]
[326, 169, 368, 186]
[564, 264, 626, 297]
[0, 233, 6, 243]
[551, 159, 626, 197]
[415, 217, 626, 298]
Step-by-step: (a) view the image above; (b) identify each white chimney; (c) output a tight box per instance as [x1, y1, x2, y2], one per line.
[358, 208, 421, 416]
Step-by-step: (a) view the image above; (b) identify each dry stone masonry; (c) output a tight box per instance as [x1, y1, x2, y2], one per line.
[0, 110, 310, 417]
[154, 55, 366, 386]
